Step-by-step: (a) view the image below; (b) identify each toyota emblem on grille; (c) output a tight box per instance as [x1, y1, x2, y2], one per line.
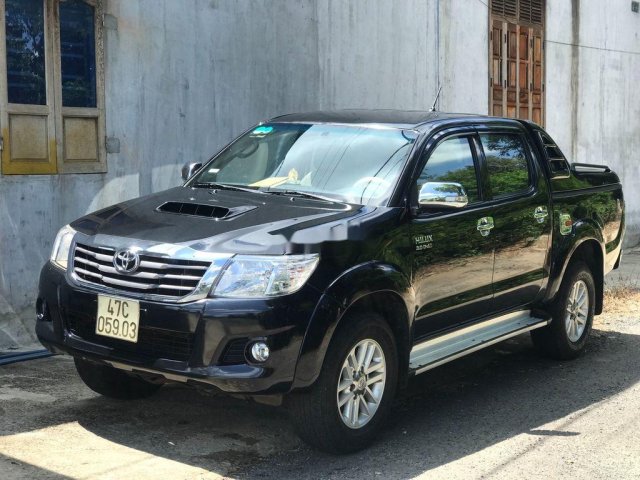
[113, 249, 140, 274]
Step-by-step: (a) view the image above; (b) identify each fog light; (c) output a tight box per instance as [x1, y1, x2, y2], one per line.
[250, 342, 270, 362]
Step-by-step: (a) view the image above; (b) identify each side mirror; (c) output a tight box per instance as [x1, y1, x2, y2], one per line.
[418, 182, 468, 210]
[181, 162, 202, 182]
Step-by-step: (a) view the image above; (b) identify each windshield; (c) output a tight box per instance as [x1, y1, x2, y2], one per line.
[190, 123, 417, 205]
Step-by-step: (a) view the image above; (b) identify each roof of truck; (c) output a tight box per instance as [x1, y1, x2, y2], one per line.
[270, 109, 502, 130]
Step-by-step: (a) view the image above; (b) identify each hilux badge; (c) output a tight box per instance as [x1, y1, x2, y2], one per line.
[113, 249, 140, 273]
[414, 234, 433, 251]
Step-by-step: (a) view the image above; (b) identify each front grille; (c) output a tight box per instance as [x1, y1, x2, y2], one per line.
[66, 312, 194, 362]
[73, 243, 211, 298]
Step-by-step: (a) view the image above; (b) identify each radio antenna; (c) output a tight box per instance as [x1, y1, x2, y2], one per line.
[429, 85, 442, 112]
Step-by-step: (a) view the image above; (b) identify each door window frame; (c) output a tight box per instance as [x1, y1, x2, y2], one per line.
[408, 127, 489, 218]
[474, 124, 540, 203]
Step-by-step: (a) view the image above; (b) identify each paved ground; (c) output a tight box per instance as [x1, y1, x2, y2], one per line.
[1, 251, 640, 479]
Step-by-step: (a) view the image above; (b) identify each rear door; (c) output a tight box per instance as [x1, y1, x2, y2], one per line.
[476, 126, 551, 312]
[410, 129, 496, 340]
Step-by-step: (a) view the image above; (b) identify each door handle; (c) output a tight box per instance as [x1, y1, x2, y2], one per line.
[477, 216, 494, 237]
[533, 206, 548, 223]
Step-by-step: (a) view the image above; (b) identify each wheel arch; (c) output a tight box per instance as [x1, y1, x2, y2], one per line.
[292, 262, 415, 391]
[546, 223, 605, 315]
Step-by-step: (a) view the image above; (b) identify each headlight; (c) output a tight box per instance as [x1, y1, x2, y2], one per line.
[50, 225, 76, 270]
[212, 254, 319, 298]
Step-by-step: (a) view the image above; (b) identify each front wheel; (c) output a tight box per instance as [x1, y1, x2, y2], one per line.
[287, 312, 398, 453]
[532, 261, 595, 360]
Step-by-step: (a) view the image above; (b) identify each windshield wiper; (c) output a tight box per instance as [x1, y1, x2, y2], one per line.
[191, 182, 265, 194]
[265, 189, 338, 203]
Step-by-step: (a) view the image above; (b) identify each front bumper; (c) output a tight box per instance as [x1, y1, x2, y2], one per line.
[36, 262, 321, 394]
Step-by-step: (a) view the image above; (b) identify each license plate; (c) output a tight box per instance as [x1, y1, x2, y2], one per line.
[96, 295, 140, 343]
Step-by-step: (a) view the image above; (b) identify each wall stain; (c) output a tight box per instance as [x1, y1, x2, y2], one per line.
[570, 0, 581, 162]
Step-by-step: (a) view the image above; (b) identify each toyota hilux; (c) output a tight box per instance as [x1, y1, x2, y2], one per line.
[36, 110, 625, 453]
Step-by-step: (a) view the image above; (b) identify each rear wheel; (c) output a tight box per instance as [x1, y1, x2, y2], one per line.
[287, 312, 398, 453]
[532, 261, 595, 359]
[74, 358, 162, 400]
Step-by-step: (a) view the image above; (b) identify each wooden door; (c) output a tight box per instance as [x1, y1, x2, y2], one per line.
[490, 20, 505, 117]
[531, 28, 544, 125]
[489, 0, 545, 125]
[506, 22, 518, 119]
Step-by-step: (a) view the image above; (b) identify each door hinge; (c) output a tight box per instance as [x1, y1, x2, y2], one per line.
[0, 136, 4, 152]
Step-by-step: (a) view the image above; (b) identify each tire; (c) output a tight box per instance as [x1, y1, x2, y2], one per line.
[531, 260, 595, 360]
[287, 312, 398, 454]
[74, 358, 163, 400]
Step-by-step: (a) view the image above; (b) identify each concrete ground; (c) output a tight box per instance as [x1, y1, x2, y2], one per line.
[2, 252, 640, 479]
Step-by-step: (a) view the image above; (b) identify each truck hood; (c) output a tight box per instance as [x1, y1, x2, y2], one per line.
[70, 186, 384, 255]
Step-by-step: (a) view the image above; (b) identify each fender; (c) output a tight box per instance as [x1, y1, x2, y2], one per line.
[544, 218, 605, 305]
[292, 261, 415, 390]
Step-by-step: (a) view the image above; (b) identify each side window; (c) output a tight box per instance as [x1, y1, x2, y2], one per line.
[480, 133, 531, 198]
[418, 136, 480, 203]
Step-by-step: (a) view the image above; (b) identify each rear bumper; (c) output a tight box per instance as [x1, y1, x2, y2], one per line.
[36, 262, 322, 394]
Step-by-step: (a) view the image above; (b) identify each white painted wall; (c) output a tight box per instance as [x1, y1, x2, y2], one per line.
[546, 0, 640, 244]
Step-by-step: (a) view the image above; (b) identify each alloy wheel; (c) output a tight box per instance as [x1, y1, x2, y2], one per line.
[336, 338, 386, 429]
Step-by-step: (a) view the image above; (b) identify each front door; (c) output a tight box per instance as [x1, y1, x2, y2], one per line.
[410, 132, 495, 341]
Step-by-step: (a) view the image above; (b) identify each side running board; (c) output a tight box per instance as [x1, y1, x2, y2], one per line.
[409, 310, 550, 375]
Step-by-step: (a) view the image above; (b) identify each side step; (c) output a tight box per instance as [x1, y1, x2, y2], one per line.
[409, 310, 550, 375]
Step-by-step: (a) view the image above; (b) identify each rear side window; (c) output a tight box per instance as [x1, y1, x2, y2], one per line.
[480, 133, 531, 198]
[418, 136, 480, 203]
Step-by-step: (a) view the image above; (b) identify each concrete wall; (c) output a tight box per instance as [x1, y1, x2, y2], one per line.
[2, 0, 487, 347]
[1, 0, 636, 348]
[0, 0, 322, 346]
[545, 0, 640, 244]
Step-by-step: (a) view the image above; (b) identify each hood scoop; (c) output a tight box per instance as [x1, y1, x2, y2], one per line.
[157, 201, 256, 220]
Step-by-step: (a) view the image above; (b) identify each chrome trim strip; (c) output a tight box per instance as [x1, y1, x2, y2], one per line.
[410, 310, 550, 375]
[75, 267, 155, 290]
[76, 244, 209, 271]
[138, 260, 209, 271]
[74, 256, 203, 281]
[76, 246, 114, 263]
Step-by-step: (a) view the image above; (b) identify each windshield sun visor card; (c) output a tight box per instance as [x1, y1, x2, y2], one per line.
[251, 126, 274, 137]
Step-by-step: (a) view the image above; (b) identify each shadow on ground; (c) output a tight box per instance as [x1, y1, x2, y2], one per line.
[1, 327, 639, 478]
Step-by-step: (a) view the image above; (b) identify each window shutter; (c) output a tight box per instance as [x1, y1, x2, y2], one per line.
[491, 0, 517, 19]
[519, 0, 544, 26]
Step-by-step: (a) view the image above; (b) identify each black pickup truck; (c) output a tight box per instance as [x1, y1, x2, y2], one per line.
[36, 110, 624, 453]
